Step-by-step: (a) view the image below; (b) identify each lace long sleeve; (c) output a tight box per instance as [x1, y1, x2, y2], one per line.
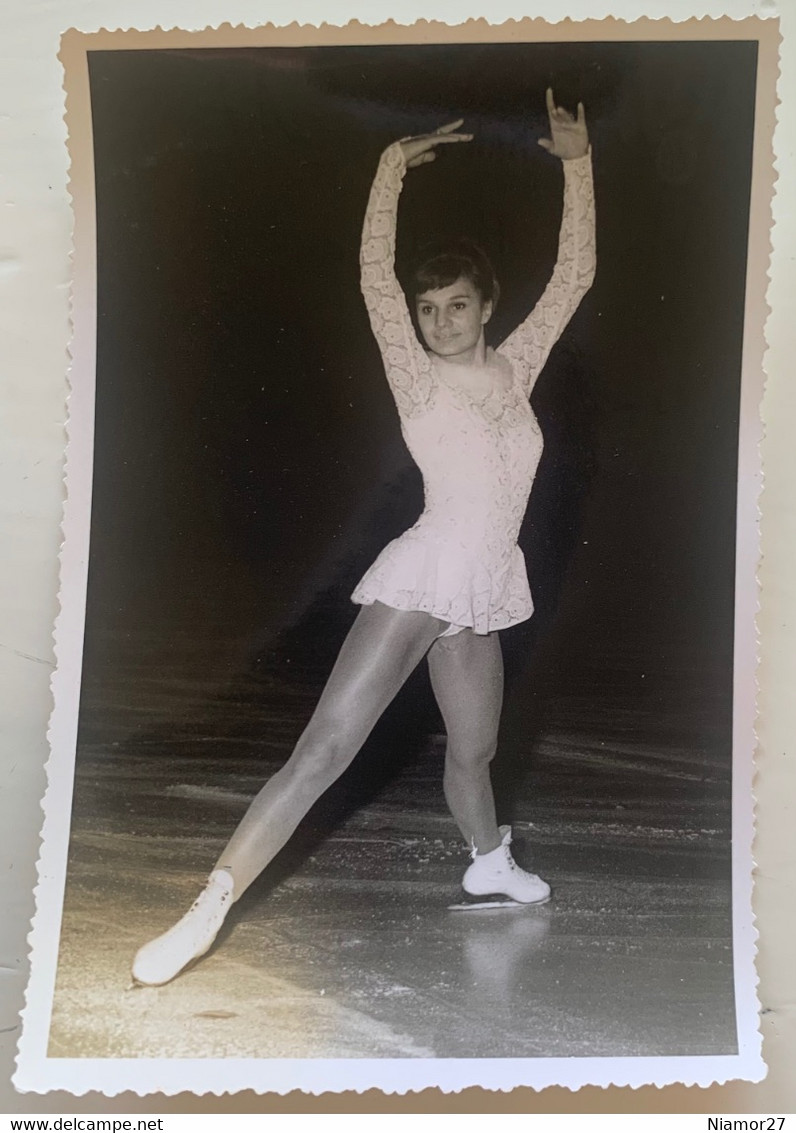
[498, 152, 596, 398]
[360, 142, 434, 419]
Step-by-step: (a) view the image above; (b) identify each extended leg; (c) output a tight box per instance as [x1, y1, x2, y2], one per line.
[132, 602, 445, 984]
[427, 629, 504, 855]
[216, 602, 444, 897]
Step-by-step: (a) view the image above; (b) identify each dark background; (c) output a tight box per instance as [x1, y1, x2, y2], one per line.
[78, 40, 756, 776]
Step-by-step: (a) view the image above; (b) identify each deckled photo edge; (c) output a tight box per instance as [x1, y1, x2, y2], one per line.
[15, 13, 779, 1096]
[14, 29, 99, 1095]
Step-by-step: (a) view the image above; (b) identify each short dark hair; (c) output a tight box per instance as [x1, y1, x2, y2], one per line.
[412, 238, 500, 310]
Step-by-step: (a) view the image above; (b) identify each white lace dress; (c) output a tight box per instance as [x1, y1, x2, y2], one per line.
[351, 142, 596, 634]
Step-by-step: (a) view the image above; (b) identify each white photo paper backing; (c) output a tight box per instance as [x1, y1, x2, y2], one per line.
[15, 14, 777, 1097]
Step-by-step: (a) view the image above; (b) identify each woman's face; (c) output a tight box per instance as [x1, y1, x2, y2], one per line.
[416, 276, 492, 361]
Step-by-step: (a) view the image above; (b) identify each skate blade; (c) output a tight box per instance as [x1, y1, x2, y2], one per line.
[447, 892, 552, 912]
[128, 975, 174, 990]
[448, 901, 524, 911]
[128, 954, 203, 990]
[447, 896, 524, 911]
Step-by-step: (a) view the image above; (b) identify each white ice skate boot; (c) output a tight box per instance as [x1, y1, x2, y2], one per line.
[461, 826, 551, 906]
[131, 868, 234, 986]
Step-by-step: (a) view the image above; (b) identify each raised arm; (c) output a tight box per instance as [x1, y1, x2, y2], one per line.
[498, 91, 596, 398]
[360, 123, 472, 419]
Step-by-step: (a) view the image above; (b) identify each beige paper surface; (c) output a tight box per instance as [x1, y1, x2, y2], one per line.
[1, 0, 794, 1113]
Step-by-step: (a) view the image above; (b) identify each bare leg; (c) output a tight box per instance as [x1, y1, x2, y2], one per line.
[427, 629, 504, 855]
[215, 602, 445, 897]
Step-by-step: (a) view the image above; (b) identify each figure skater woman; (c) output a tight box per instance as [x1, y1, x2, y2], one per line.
[132, 88, 595, 986]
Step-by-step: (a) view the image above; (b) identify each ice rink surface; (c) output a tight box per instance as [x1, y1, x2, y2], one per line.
[50, 626, 736, 1061]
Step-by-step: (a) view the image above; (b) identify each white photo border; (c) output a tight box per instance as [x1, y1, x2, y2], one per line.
[15, 14, 777, 1096]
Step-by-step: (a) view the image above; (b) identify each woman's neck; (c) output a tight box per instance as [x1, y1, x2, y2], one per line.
[431, 336, 489, 370]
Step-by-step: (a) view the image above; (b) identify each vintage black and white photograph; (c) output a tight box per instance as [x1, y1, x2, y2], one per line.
[16, 17, 775, 1095]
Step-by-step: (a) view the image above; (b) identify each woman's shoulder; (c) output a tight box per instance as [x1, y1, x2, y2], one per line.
[489, 348, 518, 391]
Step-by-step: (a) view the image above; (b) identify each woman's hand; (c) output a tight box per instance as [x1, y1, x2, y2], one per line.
[399, 119, 473, 169]
[538, 88, 589, 160]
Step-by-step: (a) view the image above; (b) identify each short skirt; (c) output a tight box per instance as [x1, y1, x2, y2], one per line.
[351, 527, 533, 635]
